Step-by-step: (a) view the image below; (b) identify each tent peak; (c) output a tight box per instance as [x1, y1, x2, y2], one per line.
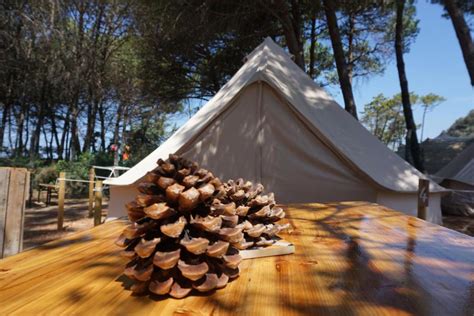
[245, 37, 292, 65]
[106, 39, 445, 195]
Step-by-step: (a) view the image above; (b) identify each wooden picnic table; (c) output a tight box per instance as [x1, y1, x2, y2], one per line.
[0, 202, 472, 315]
[37, 183, 58, 205]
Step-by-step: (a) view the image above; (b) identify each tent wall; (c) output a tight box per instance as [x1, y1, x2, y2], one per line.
[108, 185, 138, 219]
[106, 82, 443, 224]
[259, 83, 378, 203]
[178, 83, 261, 184]
[376, 191, 442, 224]
[179, 83, 378, 204]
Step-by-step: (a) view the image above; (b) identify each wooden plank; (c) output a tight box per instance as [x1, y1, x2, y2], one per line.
[19, 170, 29, 252]
[57, 172, 66, 230]
[88, 168, 95, 217]
[0, 202, 472, 315]
[418, 178, 430, 220]
[2, 168, 28, 257]
[0, 168, 11, 258]
[240, 240, 295, 259]
[94, 180, 102, 226]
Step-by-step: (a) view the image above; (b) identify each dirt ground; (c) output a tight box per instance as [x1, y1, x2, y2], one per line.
[21, 195, 473, 252]
[22, 197, 109, 250]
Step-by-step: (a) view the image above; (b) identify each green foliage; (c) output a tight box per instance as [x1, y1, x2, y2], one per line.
[124, 118, 171, 166]
[92, 151, 115, 168]
[338, 3, 402, 81]
[56, 153, 95, 196]
[0, 0, 445, 163]
[431, 0, 474, 17]
[304, 41, 334, 84]
[420, 93, 446, 110]
[32, 165, 58, 191]
[361, 91, 446, 149]
[445, 109, 474, 137]
[0, 156, 48, 169]
[418, 93, 446, 141]
[384, 1, 420, 53]
[361, 93, 406, 149]
[53, 151, 115, 196]
[0, 156, 56, 192]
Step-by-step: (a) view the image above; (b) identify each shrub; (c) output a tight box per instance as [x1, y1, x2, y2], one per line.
[55, 153, 95, 197]
[32, 165, 58, 190]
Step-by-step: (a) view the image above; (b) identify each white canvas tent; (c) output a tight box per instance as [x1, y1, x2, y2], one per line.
[105, 38, 446, 223]
[434, 143, 474, 216]
[435, 142, 474, 189]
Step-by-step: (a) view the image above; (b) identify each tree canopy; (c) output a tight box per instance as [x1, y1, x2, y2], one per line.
[0, 0, 466, 171]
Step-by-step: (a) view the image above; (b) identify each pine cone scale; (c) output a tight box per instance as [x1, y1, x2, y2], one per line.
[118, 154, 289, 298]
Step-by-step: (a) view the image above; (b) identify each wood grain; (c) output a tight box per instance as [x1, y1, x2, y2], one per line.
[94, 180, 102, 226]
[1, 168, 29, 258]
[0, 168, 10, 258]
[4, 169, 26, 255]
[57, 171, 66, 230]
[88, 168, 95, 218]
[0, 202, 472, 315]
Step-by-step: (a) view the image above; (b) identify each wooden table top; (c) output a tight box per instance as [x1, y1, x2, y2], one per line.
[0, 202, 472, 315]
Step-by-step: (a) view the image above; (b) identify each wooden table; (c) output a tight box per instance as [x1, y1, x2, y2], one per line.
[0, 202, 472, 315]
[37, 183, 58, 205]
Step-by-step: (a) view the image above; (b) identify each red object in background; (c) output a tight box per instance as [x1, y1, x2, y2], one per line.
[122, 145, 130, 161]
[111, 144, 118, 152]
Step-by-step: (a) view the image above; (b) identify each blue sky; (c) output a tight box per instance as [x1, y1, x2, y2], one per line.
[329, 1, 473, 140]
[169, 2, 473, 140]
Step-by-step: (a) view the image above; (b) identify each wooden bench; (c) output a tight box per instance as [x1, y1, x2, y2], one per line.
[0, 202, 472, 315]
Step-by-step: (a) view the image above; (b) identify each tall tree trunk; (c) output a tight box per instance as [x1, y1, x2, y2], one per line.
[444, 0, 474, 85]
[42, 125, 51, 160]
[83, 97, 98, 152]
[0, 72, 14, 151]
[59, 107, 71, 160]
[7, 109, 13, 152]
[15, 107, 25, 156]
[269, 0, 305, 70]
[65, 127, 70, 159]
[308, 13, 316, 78]
[0, 104, 9, 150]
[395, 0, 424, 172]
[30, 102, 45, 156]
[420, 107, 428, 143]
[98, 102, 106, 151]
[83, 5, 104, 152]
[121, 105, 129, 146]
[113, 102, 124, 146]
[51, 112, 61, 159]
[69, 2, 86, 160]
[30, 82, 47, 156]
[347, 13, 355, 84]
[323, 0, 358, 119]
[24, 104, 29, 151]
[69, 105, 81, 160]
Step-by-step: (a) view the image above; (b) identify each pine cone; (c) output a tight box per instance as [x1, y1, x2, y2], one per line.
[216, 178, 290, 250]
[116, 154, 288, 298]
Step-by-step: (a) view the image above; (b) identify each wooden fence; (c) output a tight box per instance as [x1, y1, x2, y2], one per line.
[0, 168, 30, 258]
[56, 169, 103, 230]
